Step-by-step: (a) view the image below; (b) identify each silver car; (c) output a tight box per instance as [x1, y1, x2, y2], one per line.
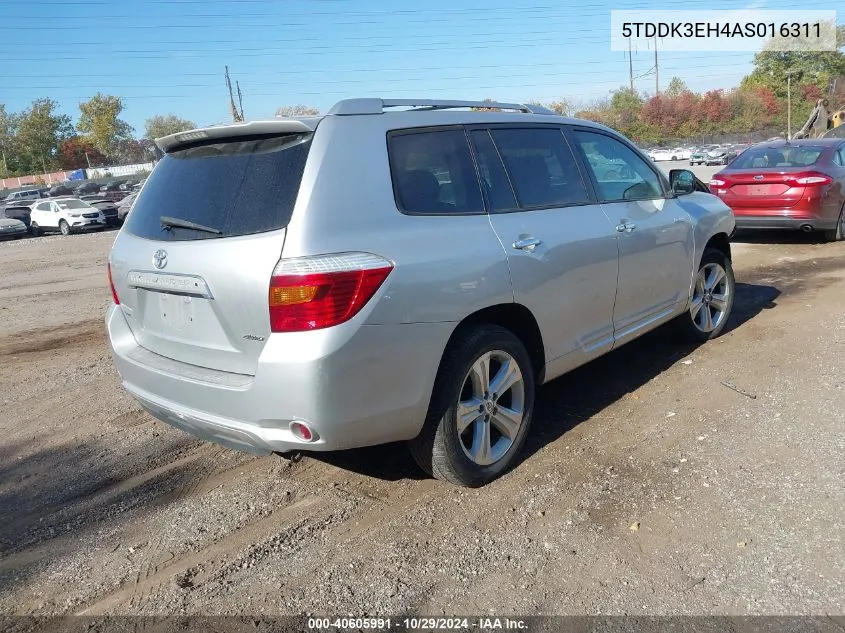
[106, 98, 736, 487]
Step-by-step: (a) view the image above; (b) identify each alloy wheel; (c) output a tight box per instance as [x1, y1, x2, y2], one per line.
[456, 350, 525, 466]
[690, 262, 731, 333]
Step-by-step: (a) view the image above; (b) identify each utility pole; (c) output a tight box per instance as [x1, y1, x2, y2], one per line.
[628, 37, 634, 92]
[85, 151, 92, 168]
[786, 71, 793, 139]
[654, 34, 659, 95]
[236, 80, 245, 120]
[225, 66, 243, 123]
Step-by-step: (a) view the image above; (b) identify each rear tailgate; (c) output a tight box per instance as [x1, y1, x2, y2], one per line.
[110, 122, 316, 376]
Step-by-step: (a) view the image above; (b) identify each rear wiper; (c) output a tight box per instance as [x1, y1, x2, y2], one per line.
[160, 215, 222, 235]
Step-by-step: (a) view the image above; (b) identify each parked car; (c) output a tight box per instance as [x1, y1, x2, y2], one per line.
[78, 195, 120, 226]
[117, 192, 137, 221]
[119, 179, 138, 191]
[2, 204, 32, 227]
[45, 184, 75, 197]
[2, 188, 45, 204]
[106, 98, 736, 487]
[648, 148, 674, 161]
[0, 217, 28, 240]
[100, 181, 123, 193]
[710, 138, 845, 240]
[29, 197, 106, 236]
[689, 149, 708, 165]
[73, 181, 103, 196]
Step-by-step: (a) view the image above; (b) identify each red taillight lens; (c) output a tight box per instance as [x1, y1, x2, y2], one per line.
[786, 172, 832, 186]
[709, 179, 726, 188]
[107, 262, 120, 305]
[269, 253, 393, 333]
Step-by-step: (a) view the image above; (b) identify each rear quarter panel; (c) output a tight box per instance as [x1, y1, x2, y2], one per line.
[280, 115, 514, 326]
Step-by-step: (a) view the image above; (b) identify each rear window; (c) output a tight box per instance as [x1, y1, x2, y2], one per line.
[124, 133, 312, 241]
[388, 128, 483, 214]
[730, 146, 824, 169]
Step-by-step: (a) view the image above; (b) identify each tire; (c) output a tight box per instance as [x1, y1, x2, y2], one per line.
[408, 324, 536, 487]
[29, 222, 42, 237]
[673, 248, 736, 343]
[823, 206, 845, 242]
[59, 220, 71, 236]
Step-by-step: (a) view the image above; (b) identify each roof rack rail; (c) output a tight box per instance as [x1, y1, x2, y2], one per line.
[327, 98, 556, 116]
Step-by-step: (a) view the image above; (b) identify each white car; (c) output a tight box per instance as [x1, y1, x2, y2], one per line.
[29, 197, 106, 236]
[671, 147, 692, 160]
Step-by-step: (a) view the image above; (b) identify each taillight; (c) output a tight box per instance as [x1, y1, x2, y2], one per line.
[107, 262, 120, 305]
[709, 179, 727, 187]
[269, 252, 393, 333]
[786, 172, 832, 186]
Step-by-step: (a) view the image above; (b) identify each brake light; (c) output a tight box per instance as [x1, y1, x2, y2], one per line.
[269, 252, 393, 333]
[709, 179, 727, 187]
[786, 172, 832, 186]
[107, 262, 120, 305]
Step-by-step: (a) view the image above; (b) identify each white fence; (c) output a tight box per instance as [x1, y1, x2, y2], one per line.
[85, 162, 156, 179]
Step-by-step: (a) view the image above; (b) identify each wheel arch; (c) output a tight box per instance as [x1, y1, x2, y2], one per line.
[443, 303, 546, 383]
[704, 232, 731, 262]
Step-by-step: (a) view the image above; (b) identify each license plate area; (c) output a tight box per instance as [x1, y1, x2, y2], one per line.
[731, 183, 789, 196]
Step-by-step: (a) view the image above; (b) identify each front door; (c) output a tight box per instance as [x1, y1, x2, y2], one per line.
[569, 128, 695, 345]
[31, 201, 58, 229]
[470, 126, 620, 377]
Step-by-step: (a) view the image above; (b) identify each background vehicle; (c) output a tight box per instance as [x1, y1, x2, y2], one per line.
[29, 197, 106, 236]
[709, 138, 845, 240]
[107, 98, 735, 487]
[116, 192, 137, 221]
[648, 148, 675, 161]
[689, 147, 710, 165]
[45, 184, 75, 197]
[1, 204, 32, 228]
[73, 181, 102, 196]
[0, 210, 28, 240]
[2, 188, 45, 204]
[79, 194, 121, 226]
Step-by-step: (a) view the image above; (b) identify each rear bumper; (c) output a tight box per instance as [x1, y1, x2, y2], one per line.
[733, 215, 837, 231]
[106, 304, 453, 454]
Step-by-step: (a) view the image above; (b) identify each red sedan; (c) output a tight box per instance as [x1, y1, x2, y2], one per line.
[709, 139, 845, 241]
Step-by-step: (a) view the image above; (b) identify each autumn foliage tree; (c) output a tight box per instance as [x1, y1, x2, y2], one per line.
[58, 136, 105, 170]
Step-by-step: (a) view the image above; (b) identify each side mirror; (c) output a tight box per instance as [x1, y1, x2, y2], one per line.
[669, 169, 697, 195]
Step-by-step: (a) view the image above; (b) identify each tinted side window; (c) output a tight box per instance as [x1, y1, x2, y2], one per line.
[470, 130, 517, 212]
[836, 148, 845, 166]
[571, 129, 663, 202]
[124, 133, 312, 242]
[488, 128, 591, 209]
[388, 129, 483, 214]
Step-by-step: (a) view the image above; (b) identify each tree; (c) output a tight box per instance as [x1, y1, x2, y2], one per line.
[0, 104, 19, 177]
[77, 93, 133, 159]
[275, 105, 320, 117]
[541, 99, 576, 116]
[144, 114, 196, 140]
[15, 98, 73, 173]
[58, 136, 105, 170]
[664, 77, 690, 98]
[112, 138, 147, 164]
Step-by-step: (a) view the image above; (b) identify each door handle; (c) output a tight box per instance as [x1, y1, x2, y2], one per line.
[615, 222, 637, 233]
[512, 237, 542, 252]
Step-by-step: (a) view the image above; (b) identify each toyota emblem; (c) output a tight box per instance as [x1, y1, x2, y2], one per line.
[153, 249, 168, 270]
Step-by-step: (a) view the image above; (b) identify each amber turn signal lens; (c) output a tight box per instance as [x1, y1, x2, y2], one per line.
[269, 285, 319, 306]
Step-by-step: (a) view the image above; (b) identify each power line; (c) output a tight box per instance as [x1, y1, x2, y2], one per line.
[2, 61, 759, 91]
[0, 53, 757, 79]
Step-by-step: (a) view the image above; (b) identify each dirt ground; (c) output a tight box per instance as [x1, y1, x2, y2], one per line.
[0, 226, 842, 617]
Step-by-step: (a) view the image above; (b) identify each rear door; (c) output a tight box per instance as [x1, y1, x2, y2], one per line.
[110, 129, 314, 376]
[568, 127, 695, 342]
[472, 125, 619, 370]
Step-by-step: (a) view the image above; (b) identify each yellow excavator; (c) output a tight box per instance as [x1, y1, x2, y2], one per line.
[794, 76, 845, 138]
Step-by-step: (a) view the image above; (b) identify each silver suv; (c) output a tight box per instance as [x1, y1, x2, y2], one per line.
[106, 98, 735, 487]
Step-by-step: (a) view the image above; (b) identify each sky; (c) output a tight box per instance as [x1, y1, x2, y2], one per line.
[1, 0, 838, 135]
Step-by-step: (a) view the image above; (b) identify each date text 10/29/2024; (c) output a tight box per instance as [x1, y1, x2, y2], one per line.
[307, 617, 528, 631]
